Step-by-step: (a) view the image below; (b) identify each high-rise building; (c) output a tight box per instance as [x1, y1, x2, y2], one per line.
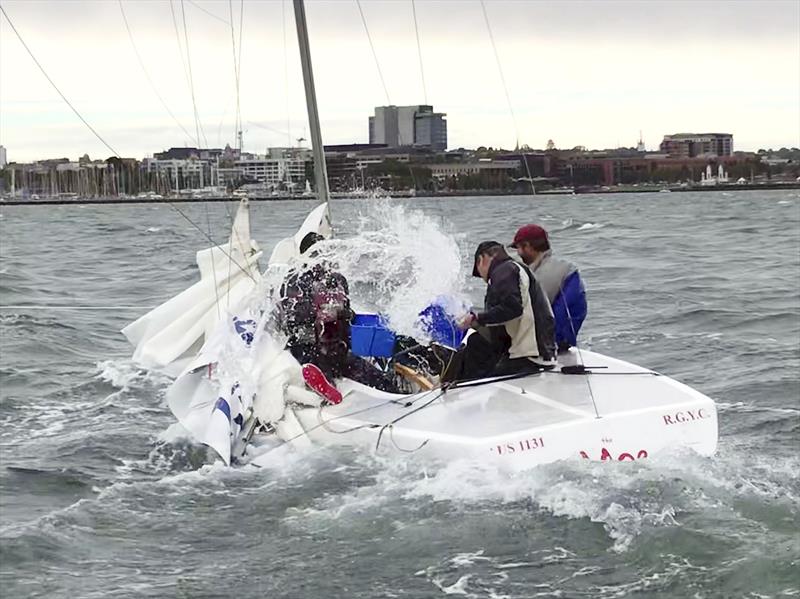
[0, 145, 7, 168]
[414, 109, 448, 151]
[659, 133, 733, 157]
[368, 105, 447, 150]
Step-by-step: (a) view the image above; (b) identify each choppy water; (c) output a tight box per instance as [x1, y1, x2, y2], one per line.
[1, 191, 798, 598]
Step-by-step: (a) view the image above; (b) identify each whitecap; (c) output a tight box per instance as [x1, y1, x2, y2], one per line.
[435, 574, 472, 595]
[95, 358, 169, 391]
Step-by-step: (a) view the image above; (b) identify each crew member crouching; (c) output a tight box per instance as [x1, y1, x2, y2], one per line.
[444, 241, 556, 382]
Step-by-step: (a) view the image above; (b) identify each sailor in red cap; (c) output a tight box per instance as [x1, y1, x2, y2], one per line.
[510, 224, 587, 351]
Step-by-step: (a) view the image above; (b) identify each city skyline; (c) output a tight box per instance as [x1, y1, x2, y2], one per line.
[0, 0, 798, 162]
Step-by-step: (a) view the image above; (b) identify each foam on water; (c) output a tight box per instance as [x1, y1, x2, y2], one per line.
[95, 358, 170, 392]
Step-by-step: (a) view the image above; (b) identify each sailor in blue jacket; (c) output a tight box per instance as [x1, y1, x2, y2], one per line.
[510, 224, 588, 352]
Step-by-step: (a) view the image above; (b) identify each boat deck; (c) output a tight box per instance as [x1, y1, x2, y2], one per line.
[286, 349, 717, 465]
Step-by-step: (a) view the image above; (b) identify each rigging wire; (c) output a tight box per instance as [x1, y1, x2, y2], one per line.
[237, 0, 244, 99]
[354, 0, 391, 106]
[168, 1, 195, 111]
[227, 0, 245, 150]
[117, 0, 197, 145]
[228, 0, 240, 149]
[479, 0, 519, 147]
[558, 287, 599, 418]
[0, 11, 249, 282]
[205, 203, 223, 319]
[282, 0, 292, 147]
[410, 0, 427, 105]
[478, 0, 536, 193]
[179, 0, 208, 148]
[216, 101, 231, 146]
[477, 4, 597, 414]
[4, 17, 248, 281]
[248, 120, 291, 138]
[168, 202, 257, 282]
[354, 0, 417, 188]
[186, 0, 230, 24]
[0, 5, 120, 158]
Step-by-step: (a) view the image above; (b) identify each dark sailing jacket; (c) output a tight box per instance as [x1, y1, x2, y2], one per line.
[279, 262, 352, 350]
[475, 252, 556, 362]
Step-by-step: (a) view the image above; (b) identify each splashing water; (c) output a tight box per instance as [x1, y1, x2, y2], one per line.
[310, 201, 468, 337]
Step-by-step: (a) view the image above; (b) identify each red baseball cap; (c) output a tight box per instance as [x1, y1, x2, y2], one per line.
[510, 224, 549, 248]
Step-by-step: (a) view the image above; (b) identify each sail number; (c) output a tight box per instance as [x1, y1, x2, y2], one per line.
[491, 437, 544, 455]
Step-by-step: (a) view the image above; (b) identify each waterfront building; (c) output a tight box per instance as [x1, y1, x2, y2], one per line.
[154, 147, 226, 161]
[142, 157, 209, 192]
[660, 133, 733, 157]
[429, 161, 519, 179]
[368, 105, 447, 150]
[232, 153, 311, 189]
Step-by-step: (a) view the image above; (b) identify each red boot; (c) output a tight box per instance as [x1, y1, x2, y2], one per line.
[302, 363, 343, 405]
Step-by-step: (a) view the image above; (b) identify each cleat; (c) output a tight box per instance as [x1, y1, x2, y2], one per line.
[302, 363, 342, 405]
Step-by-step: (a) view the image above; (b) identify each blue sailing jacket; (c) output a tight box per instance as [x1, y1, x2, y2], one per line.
[551, 270, 587, 348]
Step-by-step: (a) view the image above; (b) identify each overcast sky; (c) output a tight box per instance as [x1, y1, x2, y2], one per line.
[0, 0, 798, 161]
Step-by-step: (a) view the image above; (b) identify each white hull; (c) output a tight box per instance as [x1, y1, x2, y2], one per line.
[249, 348, 717, 469]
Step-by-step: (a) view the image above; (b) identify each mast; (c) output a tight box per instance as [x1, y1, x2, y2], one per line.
[293, 0, 331, 210]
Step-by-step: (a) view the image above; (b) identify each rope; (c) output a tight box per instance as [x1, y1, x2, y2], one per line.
[0, 5, 120, 158]
[251, 382, 447, 457]
[375, 388, 446, 451]
[118, 0, 197, 145]
[389, 425, 430, 453]
[411, 0, 428, 105]
[257, 396, 400, 453]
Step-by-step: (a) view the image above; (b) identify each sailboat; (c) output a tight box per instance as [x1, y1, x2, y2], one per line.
[123, 0, 718, 469]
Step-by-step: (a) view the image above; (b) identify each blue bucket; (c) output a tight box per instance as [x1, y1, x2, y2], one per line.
[351, 313, 396, 358]
[418, 303, 465, 349]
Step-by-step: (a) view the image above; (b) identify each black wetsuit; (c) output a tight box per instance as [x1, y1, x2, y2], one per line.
[279, 262, 398, 393]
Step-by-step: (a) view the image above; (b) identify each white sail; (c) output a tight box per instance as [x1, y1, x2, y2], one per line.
[122, 199, 262, 374]
[267, 202, 332, 266]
